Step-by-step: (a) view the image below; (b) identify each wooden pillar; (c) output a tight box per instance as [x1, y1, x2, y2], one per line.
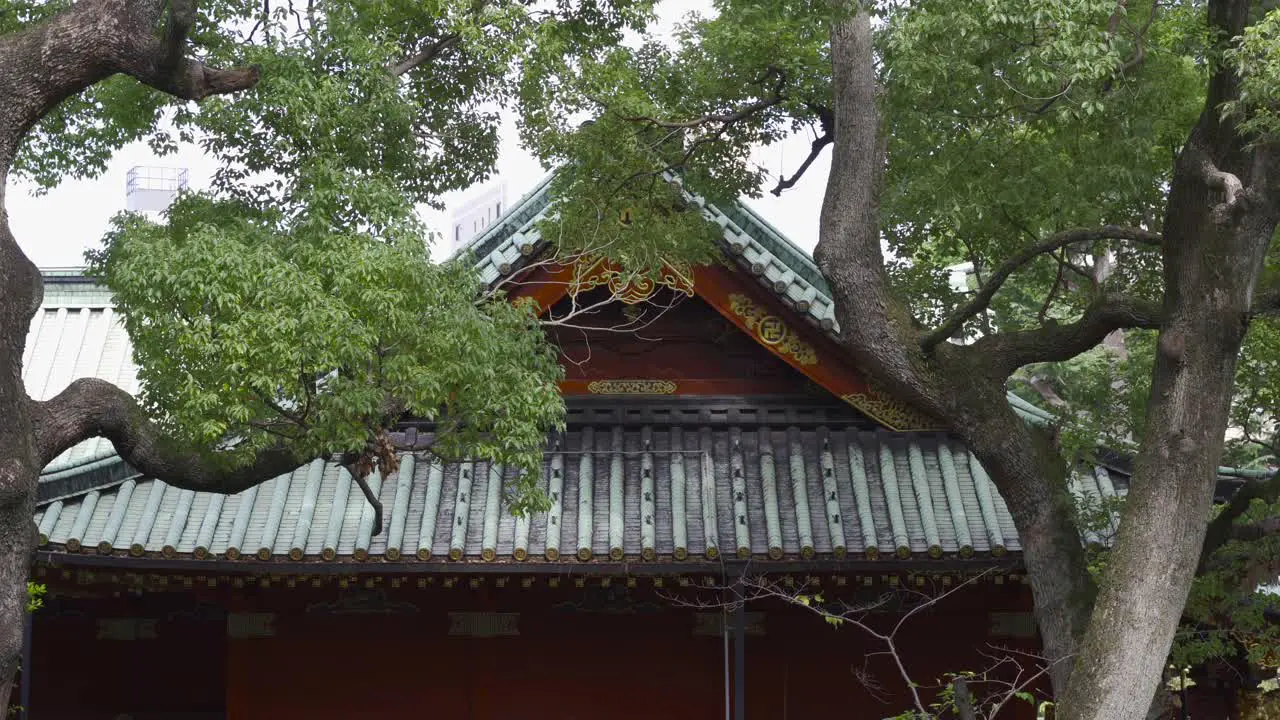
[734, 578, 746, 720]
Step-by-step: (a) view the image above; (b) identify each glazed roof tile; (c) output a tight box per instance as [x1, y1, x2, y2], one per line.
[36, 427, 1025, 563]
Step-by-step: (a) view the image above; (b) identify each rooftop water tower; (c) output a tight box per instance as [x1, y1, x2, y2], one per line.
[125, 166, 189, 212]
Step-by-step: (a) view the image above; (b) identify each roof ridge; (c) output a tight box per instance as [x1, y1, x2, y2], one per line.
[448, 171, 557, 264]
[29, 171, 1272, 488]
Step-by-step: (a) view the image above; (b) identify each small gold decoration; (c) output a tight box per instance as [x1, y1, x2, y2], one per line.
[569, 257, 694, 305]
[727, 293, 817, 365]
[587, 379, 677, 395]
[840, 378, 938, 431]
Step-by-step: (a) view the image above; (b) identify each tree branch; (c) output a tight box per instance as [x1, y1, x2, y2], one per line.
[771, 104, 834, 196]
[343, 461, 384, 535]
[1182, 140, 1251, 224]
[388, 33, 461, 77]
[922, 225, 1162, 351]
[973, 293, 1163, 374]
[621, 68, 787, 130]
[1199, 470, 1280, 572]
[0, 0, 259, 142]
[1250, 288, 1280, 317]
[32, 378, 310, 495]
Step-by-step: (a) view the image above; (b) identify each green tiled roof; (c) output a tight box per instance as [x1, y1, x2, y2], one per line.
[24, 297, 138, 482]
[456, 172, 845, 332]
[37, 427, 1044, 563]
[26, 181, 1169, 566]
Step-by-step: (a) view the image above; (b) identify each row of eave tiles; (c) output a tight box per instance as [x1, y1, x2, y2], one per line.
[36, 427, 1126, 563]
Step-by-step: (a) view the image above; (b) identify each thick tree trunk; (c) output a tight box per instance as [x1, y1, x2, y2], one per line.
[0, 0, 261, 708]
[953, 400, 1095, 697]
[817, 3, 1279, 715]
[816, 7, 1099, 700]
[0, 200, 42, 719]
[1056, 2, 1277, 714]
[1057, 140, 1277, 719]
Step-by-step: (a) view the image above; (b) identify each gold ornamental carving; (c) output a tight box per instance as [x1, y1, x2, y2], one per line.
[569, 257, 694, 305]
[587, 380, 678, 395]
[727, 293, 817, 366]
[841, 379, 939, 431]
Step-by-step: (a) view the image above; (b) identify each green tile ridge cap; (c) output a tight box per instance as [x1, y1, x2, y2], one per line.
[965, 451, 1006, 551]
[41, 448, 125, 477]
[288, 459, 326, 558]
[729, 427, 751, 558]
[722, 199, 829, 293]
[639, 426, 658, 559]
[608, 427, 625, 559]
[354, 469, 384, 558]
[906, 439, 942, 555]
[417, 458, 444, 560]
[130, 480, 167, 554]
[934, 440, 973, 553]
[576, 427, 594, 560]
[163, 488, 196, 555]
[817, 431, 846, 556]
[787, 427, 815, 555]
[386, 456, 415, 559]
[449, 461, 474, 560]
[481, 463, 503, 560]
[699, 427, 719, 558]
[323, 467, 353, 559]
[756, 427, 784, 558]
[844, 432, 878, 553]
[449, 171, 557, 264]
[225, 482, 259, 558]
[876, 437, 911, 555]
[668, 427, 688, 559]
[544, 444, 565, 560]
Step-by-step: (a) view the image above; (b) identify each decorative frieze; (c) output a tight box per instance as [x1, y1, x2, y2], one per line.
[569, 256, 695, 305]
[727, 293, 817, 365]
[586, 379, 678, 395]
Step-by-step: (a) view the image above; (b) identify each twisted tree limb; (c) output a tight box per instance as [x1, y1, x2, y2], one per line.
[32, 378, 311, 495]
[923, 226, 1162, 352]
[971, 294, 1163, 375]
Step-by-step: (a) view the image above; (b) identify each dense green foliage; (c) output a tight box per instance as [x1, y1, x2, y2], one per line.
[9, 0, 660, 504]
[8, 0, 1280, 702]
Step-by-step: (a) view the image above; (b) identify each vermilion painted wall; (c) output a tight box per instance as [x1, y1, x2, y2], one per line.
[28, 580, 1040, 719]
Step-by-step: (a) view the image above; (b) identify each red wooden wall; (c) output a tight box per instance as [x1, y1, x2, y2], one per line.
[27, 578, 1041, 719]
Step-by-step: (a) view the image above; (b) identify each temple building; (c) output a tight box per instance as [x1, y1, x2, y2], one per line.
[22, 177, 1148, 718]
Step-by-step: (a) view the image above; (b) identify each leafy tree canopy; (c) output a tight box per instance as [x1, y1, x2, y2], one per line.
[8, 0, 1280, 712]
[5, 0, 663, 507]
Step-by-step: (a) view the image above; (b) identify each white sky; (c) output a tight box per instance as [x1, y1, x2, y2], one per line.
[6, 1, 829, 268]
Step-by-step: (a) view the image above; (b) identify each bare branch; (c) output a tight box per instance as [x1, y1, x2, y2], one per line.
[620, 68, 787, 130]
[32, 378, 310, 495]
[922, 225, 1162, 351]
[771, 105, 834, 196]
[388, 34, 461, 77]
[1250, 288, 1280, 317]
[972, 293, 1163, 375]
[343, 461, 384, 535]
[1199, 470, 1280, 572]
[129, 0, 262, 101]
